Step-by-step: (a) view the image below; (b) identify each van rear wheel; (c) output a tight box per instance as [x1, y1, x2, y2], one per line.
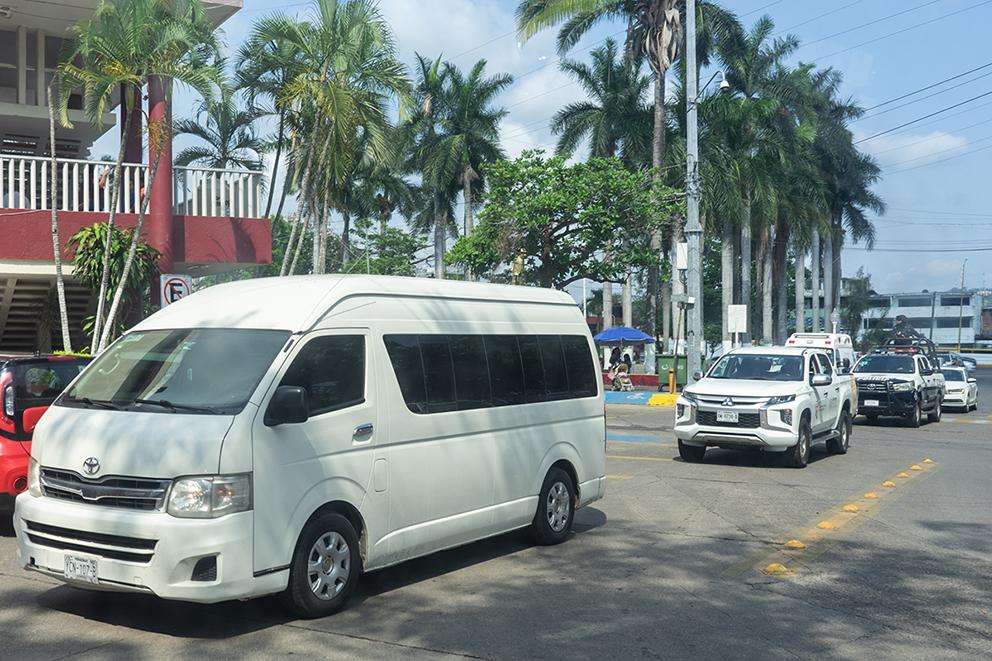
[282, 512, 361, 618]
[531, 467, 575, 545]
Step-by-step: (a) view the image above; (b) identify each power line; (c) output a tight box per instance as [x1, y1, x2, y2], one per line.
[886, 207, 992, 218]
[742, 0, 787, 18]
[846, 246, 992, 253]
[869, 116, 992, 156]
[795, 0, 942, 50]
[886, 141, 992, 175]
[773, 0, 867, 35]
[856, 90, 992, 143]
[858, 69, 992, 121]
[862, 61, 992, 112]
[880, 133, 992, 169]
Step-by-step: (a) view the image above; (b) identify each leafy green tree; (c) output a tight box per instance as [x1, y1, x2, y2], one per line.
[174, 92, 265, 170]
[448, 151, 680, 289]
[344, 219, 427, 276]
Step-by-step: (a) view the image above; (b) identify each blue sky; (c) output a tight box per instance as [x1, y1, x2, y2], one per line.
[98, 0, 992, 295]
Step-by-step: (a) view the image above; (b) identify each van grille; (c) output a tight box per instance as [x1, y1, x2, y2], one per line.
[41, 468, 170, 512]
[23, 520, 157, 563]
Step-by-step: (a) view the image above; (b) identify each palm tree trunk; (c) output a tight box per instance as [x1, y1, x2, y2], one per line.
[794, 238, 805, 334]
[99, 146, 164, 352]
[740, 192, 752, 344]
[433, 192, 444, 279]
[647, 74, 667, 339]
[761, 226, 773, 344]
[339, 210, 351, 270]
[463, 168, 474, 281]
[264, 108, 285, 218]
[280, 139, 316, 275]
[823, 224, 834, 331]
[91, 90, 135, 347]
[602, 280, 613, 330]
[622, 273, 632, 327]
[47, 85, 72, 353]
[832, 226, 843, 313]
[288, 208, 310, 276]
[721, 218, 734, 347]
[810, 227, 820, 331]
[774, 227, 788, 344]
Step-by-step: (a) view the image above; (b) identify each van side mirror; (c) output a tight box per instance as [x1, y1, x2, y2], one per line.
[811, 374, 832, 387]
[692, 370, 704, 381]
[264, 386, 309, 426]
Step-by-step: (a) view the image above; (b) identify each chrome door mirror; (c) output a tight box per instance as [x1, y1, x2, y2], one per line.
[811, 373, 832, 387]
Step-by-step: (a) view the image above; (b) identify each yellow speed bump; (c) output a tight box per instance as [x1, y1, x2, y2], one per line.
[881, 480, 897, 487]
[896, 472, 910, 478]
[923, 458, 935, 464]
[816, 521, 836, 530]
[842, 504, 859, 513]
[910, 465, 923, 471]
[783, 539, 807, 550]
[762, 563, 790, 575]
[864, 492, 879, 499]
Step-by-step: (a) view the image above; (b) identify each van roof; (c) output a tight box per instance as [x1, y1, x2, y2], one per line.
[786, 332, 853, 346]
[132, 275, 578, 333]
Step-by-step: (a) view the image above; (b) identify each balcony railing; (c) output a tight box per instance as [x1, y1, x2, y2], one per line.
[0, 154, 263, 219]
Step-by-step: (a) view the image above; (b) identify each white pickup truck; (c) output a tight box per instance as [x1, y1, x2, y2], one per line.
[674, 347, 856, 468]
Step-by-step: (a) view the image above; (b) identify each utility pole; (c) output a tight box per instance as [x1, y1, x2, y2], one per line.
[957, 259, 968, 352]
[685, 0, 703, 379]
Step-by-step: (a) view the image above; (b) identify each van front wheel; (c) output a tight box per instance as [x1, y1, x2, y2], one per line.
[531, 467, 575, 545]
[282, 512, 361, 618]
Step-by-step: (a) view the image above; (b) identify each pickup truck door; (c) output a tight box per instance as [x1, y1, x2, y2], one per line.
[807, 356, 830, 433]
[916, 357, 938, 408]
[815, 354, 841, 429]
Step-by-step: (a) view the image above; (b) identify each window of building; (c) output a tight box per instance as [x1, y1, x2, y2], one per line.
[935, 317, 971, 329]
[941, 296, 970, 307]
[897, 296, 931, 308]
[868, 297, 890, 308]
[280, 335, 365, 416]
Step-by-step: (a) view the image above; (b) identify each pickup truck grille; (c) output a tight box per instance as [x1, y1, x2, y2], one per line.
[857, 380, 890, 393]
[23, 520, 156, 563]
[697, 410, 761, 428]
[41, 468, 170, 512]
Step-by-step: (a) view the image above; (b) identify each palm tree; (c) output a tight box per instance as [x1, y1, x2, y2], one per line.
[174, 94, 265, 170]
[60, 0, 220, 351]
[47, 83, 72, 352]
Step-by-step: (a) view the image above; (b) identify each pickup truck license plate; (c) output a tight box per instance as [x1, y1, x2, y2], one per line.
[865, 399, 880, 408]
[64, 554, 99, 584]
[716, 410, 738, 423]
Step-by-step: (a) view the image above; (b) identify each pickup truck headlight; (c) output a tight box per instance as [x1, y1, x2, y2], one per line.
[680, 391, 698, 404]
[27, 456, 42, 497]
[167, 474, 252, 519]
[891, 382, 914, 392]
[766, 394, 796, 405]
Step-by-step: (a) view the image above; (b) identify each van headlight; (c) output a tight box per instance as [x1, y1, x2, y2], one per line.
[167, 474, 252, 518]
[27, 456, 42, 496]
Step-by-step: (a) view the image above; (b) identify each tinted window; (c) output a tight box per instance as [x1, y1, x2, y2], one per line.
[450, 335, 492, 409]
[518, 336, 547, 403]
[280, 335, 365, 416]
[384, 335, 427, 413]
[539, 336, 569, 399]
[15, 361, 89, 401]
[486, 336, 524, 406]
[817, 354, 833, 375]
[897, 297, 931, 307]
[562, 336, 598, 396]
[709, 354, 804, 381]
[420, 336, 457, 413]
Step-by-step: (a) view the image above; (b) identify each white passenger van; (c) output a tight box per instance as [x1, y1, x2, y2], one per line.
[786, 333, 857, 373]
[15, 276, 606, 617]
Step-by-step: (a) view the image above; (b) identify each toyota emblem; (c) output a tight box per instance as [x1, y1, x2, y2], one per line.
[721, 397, 734, 407]
[82, 457, 100, 476]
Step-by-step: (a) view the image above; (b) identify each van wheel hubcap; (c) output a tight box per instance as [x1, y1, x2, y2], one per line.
[308, 532, 350, 600]
[546, 482, 571, 533]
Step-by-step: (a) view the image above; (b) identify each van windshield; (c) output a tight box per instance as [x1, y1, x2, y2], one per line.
[59, 328, 290, 414]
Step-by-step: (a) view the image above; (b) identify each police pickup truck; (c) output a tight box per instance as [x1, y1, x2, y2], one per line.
[851, 350, 944, 427]
[674, 347, 855, 469]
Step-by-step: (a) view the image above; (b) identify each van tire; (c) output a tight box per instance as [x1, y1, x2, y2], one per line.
[531, 467, 575, 546]
[678, 440, 706, 463]
[785, 417, 812, 469]
[281, 512, 361, 619]
[827, 410, 851, 455]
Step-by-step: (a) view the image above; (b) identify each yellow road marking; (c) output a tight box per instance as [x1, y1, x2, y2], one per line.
[723, 459, 940, 578]
[881, 481, 896, 487]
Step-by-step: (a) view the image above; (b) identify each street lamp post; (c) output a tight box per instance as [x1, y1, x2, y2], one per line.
[957, 259, 968, 352]
[831, 308, 840, 334]
[685, 0, 703, 381]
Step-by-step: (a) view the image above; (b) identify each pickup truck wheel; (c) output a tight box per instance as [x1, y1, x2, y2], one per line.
[785, 419, 812, 469]
[678, 440, 706, 463]
[827, 410, 851, 455]
[927, 400, 942, 423]
[906, 401, 922, 428]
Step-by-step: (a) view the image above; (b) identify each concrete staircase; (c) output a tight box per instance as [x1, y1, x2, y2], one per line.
[0, 276, 93, 353]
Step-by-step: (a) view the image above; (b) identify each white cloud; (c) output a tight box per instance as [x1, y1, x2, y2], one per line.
[865, 131, 969, 169]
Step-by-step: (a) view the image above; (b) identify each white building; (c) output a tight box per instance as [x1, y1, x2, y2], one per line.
[860, 290, 987, 346]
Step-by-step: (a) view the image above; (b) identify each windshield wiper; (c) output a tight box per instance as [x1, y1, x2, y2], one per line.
[130, 398, 221, 414]
[66, 396, 124, 411]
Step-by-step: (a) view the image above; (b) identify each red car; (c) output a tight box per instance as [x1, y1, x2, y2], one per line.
[1, 354, 91, 512]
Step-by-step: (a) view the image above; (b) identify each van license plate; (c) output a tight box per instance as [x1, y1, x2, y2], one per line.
[716, 410, 738, 423]
[865, 399, 879, 408]
[64, 554, 98, 584]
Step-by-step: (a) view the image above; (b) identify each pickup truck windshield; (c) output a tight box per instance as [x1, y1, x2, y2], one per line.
[853, 355, 914, 374]
[709, 354, 803, 381]
[59, 328, 290, 414]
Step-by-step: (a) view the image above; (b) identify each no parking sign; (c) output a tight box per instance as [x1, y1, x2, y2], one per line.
[160, 274, 192, 308]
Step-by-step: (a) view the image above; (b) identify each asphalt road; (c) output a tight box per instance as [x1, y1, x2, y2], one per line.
[1, 371, 990, 660]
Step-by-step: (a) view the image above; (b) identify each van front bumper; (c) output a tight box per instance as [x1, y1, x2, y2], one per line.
[14, 493, 279, 603]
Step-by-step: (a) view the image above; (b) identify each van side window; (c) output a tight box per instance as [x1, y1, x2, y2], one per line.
[518, 336, 548, 403]
[486, 336, 525, 406]
[450, 335, 492, 409]
[538, 336, 570, 400]
[420, 336, 458, 413]
[383, 335, 427, 413]
[280, 335, 365, 416]
[562, 336, 597, 397]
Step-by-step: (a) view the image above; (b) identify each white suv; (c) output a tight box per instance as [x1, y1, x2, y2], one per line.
[675, 347, 855, 468]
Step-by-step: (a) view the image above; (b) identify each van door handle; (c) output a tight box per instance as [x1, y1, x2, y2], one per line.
[354, 423, 374, 437]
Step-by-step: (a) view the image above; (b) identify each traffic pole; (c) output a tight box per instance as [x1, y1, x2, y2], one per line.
[685, 0, 703, 380]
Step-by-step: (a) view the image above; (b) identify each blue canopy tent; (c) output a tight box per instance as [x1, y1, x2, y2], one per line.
[593, 326, 655, 345]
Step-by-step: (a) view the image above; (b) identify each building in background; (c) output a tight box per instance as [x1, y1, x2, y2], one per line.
[860, 289, 989, 347]
[0, 0, 270, 352]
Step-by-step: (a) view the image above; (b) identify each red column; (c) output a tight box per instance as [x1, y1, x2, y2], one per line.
[119, 85, 142, 164]
[146, 76, 173, 274]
